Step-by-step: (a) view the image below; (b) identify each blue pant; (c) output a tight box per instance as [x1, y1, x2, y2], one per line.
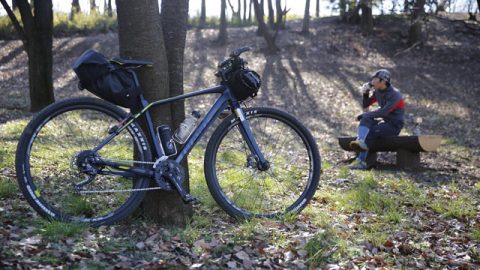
[357, 117, 403, 162]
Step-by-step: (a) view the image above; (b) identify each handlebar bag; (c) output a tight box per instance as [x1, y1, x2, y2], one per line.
[72, 49, 141, 108]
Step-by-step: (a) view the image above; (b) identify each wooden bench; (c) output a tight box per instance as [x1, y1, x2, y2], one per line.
[338, 135, 442, 169]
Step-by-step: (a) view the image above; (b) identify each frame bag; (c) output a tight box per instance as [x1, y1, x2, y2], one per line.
[72, 49, 141, 108]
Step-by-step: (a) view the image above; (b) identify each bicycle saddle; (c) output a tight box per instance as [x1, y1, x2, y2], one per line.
[110, 57, 154, 67]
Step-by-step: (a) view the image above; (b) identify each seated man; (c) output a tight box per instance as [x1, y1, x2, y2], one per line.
[349, 69, 405, 170]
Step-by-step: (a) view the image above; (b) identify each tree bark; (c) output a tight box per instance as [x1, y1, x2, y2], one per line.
[267, 0, 274, 29]
[1, 0, 54, 112]
[107, 0, 112, 17]
[243, 0, 247, 23]
[252, 0, 278, 53]
[316, 0, 320, 17]
[70, 0, 80, 20]
[218, 0, 228, 44]
[275, 0, 284, 30]
[90, 0, 96, 12]
[359, 0, 373, 35]
[199, 0, 206, 28]
[117, 0, 192, 226]
[408, 0, 426, 46]
[301, 0, 311, 35]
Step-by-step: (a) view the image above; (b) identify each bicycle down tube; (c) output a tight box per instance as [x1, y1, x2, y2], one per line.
[92, 84, 269, 172]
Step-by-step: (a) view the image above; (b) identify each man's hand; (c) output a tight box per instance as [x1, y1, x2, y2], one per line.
[361, 82, 371, 94]
[356, 114, 363, 121]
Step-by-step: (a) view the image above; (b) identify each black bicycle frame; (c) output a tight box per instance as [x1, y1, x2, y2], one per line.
[92, 84, 268, 176]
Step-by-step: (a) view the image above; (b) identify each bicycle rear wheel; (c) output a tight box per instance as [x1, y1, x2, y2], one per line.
[204, 107, 321, 219]
[15, 97, 152, 226]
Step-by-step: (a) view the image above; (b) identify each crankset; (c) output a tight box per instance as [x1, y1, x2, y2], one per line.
[154, 160, 199, 204]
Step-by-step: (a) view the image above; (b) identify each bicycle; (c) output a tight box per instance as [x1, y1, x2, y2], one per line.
[15, 47, 321, 226]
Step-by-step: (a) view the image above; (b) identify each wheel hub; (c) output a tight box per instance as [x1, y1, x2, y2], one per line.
[73, 150, 102, 175]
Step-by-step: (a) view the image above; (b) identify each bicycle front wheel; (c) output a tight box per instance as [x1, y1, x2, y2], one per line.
[204, 107, 321, 219]
[15, 97, 152, 226]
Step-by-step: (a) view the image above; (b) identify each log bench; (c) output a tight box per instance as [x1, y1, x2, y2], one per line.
[338, 135, 442, 169]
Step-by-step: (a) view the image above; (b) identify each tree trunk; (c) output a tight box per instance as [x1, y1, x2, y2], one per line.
[301, 0, 311, 35]
[316, 0, 320, 17]
[117, 0, 191, 226]
[359, 0, 373, 35]
[218, 0, 228, 44]
[70, 0, 80, 20]
[107, 0, 112, 17]
[243, 0, 247, 23]
[275, 0, 284, 30]
[267, 0, 274, 29]
[199, 0, 206, 28]
[252, 0, 278, 53]
[256, 0, 264, 35]
[1, 0, 55, 112]
[12, 0, 17, 9]
[90, 0, 96, 12]
[248, 0, 253, 22]
[408, 0, 426, 46]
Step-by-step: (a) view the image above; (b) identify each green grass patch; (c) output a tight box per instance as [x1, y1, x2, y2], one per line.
[431, 196, 476, 219]
[471, 228, 480, 241]
[38, 221, 87, 240]
[337, 175, 397, 215]
[356, 223, 390, 247]
[305, 229, 343, 268]
[0, 178, 18, 198]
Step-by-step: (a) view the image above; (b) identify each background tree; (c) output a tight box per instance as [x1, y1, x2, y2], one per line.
[268, 0, 275, 29]
[316, 0, 320, 17]
[275, 0, 285, 30]
[90, 0, 97, 12]
[0, 0, 54, 112]
[408, 0, 426, 45]
[227, 0, 242, 24]
[70, 0, 81, 20]
[301, 0, 311, 34]
[218, 0, 228, 44]
[106, 0, 112, 17]
[358, 0, 373, 35]
[199, 0, 206, 28]
[252, 0, 278, 53]
[243, 0, 248, 23]
[116, 0, 192, 226]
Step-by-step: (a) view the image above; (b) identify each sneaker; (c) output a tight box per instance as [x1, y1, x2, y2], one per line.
[350, 139, 369, 151]
[349, 159, 367, 170]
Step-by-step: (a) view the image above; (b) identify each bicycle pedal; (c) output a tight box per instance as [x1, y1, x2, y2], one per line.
[183, 194, 201, 205]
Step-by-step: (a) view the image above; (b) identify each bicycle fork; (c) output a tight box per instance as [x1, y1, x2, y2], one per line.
[231, 103, 270, 171]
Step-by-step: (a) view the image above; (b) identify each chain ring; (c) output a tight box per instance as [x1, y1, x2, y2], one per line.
[154, 160, 185, 191]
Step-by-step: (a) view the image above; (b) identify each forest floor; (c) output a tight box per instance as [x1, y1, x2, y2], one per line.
[1, 14, 480, 269]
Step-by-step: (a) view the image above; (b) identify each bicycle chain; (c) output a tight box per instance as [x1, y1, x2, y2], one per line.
[78, 186, 163, 194]
[76, 158, 165, 194]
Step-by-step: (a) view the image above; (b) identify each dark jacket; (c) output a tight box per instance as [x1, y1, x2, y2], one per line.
[362, 85, 405, 123]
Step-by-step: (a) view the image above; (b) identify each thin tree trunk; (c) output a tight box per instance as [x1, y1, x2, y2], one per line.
[243, 0, 247, 23]
[248, 0, 253, 22]
[70, 0, 80, 21]
[252, 0, 278, 53]
[275, 0, 284, 30]
[316, 0, 320, 17]
[90, 0, 96, 12]
[301, 0, 311, 34]
[408, 0, 426, 45]
[359, 0, 373, 35]
[1, 0, 54, 112]
[107, 0, 112, 17]
[267, 0, 274, 29]
[218, 0, 228, 44]
[256, 0, 264, 35]
[199, 0, 206, 28]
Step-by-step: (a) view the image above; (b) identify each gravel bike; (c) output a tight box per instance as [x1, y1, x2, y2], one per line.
[15, 47, 321, 226]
